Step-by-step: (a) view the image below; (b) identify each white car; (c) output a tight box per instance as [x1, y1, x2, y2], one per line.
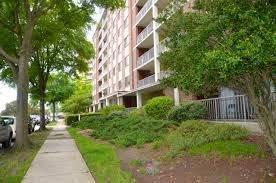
[1, 116, 16, 140]
[0, 117, 13, 148]
[1, 116, 33, 140]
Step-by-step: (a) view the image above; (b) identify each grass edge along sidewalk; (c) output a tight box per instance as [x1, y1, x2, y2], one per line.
[0, 130, 50, 183]
[68, 127, 134, 183]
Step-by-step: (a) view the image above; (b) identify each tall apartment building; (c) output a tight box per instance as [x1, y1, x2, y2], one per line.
[90, 0, 193, 111]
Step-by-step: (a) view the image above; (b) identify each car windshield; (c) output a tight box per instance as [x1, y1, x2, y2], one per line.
[1, 117, 14, 125]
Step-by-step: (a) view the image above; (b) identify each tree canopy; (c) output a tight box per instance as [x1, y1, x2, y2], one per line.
[0, 0, 125, 147]
[160, 0, 275, 154]
[61, 78, 92, 114]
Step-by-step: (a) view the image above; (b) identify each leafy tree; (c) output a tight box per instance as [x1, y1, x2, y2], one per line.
[1, 101, 16, 116]
[1, 100, 40, 116]
[46, 73, 74, 121]
[62, 79, 92, 114]
[0, 0, 124, 147]
[159, 0, 276, 154]
[29, 10, 93, 130]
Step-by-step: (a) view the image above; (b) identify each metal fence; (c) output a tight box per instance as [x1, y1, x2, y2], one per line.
[198, 95, 256, 122]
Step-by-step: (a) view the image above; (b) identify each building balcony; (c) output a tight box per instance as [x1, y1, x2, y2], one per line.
[136, 0, 153, 26]
[137, 47, 154, 68]
[137, 71, 170, 88]
[157, 41, 168, 55]
[136, 21, 154, 47]
[99, 82, 108, 91]
[98, 68, 108, 79]
[157, 71, 170, 80]
[137, 74, 155, 88]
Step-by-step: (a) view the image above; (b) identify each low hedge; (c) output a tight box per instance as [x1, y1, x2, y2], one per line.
[65, 112, 101, 125]
[167, 102, 207, 122]
[100, 105, 126, 115]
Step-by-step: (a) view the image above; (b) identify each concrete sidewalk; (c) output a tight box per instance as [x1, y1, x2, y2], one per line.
[22, 120, 95, 183]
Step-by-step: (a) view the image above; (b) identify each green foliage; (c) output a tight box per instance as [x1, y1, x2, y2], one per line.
[167, 102, 206, 122]
[68, 128, 134, 183]
[128, 108, 145, 117]
[65, 113, 101, 126]
[72, 115, 176, 147]
[62, 79, 92, 114]
[46, 74, 74, 104]
[65, 114, 79, 126]
[160, 0, 275, 97]
[0, 100, 41, 116]
[100, 105, 126, 115]
[144, 96, 174, 119]
[159, 120, 249, 159]
[189, 140, 264, 158]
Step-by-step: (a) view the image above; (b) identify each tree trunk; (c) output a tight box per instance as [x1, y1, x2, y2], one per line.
[39, 96, 46, 130]
[53, 102, 56, 122]
[14, 20, 35, 148]
[15, 57, 30, 148]
[39, 77, 46, 130]
[244, 77, 276, 155]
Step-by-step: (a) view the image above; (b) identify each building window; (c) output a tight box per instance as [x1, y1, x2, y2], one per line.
[124, 18, 128, 28]
[118, 80, 122, 90]
[124, 36, 128, 47]
[113, 51, 115, 59]
[118, 62, 122, 72]
[125, 56, 129, 67]
[125, 76, 130, 86]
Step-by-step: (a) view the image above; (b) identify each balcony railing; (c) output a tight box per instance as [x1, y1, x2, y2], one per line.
[99, 82, 108, 91]
[98, 68, 108, 79]
[137, 47, 154, 67]
[137, 74, 155, 88]
[157, 71, 170, 80]
[136, 0, 152, 24]
[137, 21, 153, 45]
[197, 95, 256, 122]
[157, 41, 169, 55]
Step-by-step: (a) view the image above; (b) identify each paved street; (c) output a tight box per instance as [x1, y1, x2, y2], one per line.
[22, 120, 95, 183]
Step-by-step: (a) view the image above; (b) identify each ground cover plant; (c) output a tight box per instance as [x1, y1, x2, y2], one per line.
[154, 120, 262, 159]
[72, 114, 177, 147]
[68, 128, 133, 183]
[0, 130, 50, 183]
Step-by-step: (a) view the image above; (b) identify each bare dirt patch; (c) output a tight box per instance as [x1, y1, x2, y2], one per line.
[116, 135, 276, 183]
[77, 130, 276, 183]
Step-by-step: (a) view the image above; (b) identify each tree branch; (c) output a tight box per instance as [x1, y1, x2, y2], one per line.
[23, 0, 31, 20]
[0, 47, 19, 65]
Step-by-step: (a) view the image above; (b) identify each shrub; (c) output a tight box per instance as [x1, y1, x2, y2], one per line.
[144, 96, 174, 119]
[167, 102, 206, 122]
[100, 105, 126, 115]
[65, 114, 79, 125]
[66, 112, 101, 126]
[160, 120, 250, 159]
[128, 108, 145, 117]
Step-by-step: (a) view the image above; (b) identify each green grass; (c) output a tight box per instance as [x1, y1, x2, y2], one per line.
[0, 130, 50, 183]
[189, 140, 264, 158]
[68, 128, 134, 183]
[129, 159, 144, 167]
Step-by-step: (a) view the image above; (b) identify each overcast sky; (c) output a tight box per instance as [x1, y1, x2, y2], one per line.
[0, 8, 103, 113]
